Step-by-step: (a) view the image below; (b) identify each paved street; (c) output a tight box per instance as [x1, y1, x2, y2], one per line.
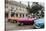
[5, 18, 34, 31]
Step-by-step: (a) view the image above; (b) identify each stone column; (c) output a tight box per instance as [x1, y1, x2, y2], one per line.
[18, 13, 20, 18]
[9, 11, 11, 17]
[21, 14, 23, 17]
[24, 14, 26, 17]
[14, 13, 16, 17]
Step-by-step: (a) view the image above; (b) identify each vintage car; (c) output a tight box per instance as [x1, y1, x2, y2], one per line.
[34, 18, 44, 29]
[16, 17, 35, 26]
[8, 17, 19, 23]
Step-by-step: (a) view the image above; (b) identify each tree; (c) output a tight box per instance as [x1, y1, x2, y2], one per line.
[26, 2, 43, 14]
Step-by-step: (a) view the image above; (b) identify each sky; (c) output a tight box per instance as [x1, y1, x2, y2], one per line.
[12, 0, 33, 6]
[12, 0, 44, 7]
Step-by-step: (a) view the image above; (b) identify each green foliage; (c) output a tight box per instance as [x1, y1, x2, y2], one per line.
[26, 2, 43, 14]
[26, 2, 44, 18]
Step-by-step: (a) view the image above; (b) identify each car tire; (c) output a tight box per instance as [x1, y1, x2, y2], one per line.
[17, 22, 21, 26]
[20, 23, 24, 26]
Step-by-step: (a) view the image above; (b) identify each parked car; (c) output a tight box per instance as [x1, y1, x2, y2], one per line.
[8, 17, 19, 23]
[7, 15, 36, 24]
[16, 17, 35, 26]
[34, 18, 44, 29]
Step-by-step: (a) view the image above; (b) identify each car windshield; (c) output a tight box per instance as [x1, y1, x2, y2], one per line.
[34, 18, 44, 23]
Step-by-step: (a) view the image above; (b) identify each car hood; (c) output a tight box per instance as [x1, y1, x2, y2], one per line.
[34, 18, 44, 24]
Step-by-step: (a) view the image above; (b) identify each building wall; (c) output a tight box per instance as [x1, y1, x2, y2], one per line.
[5, 1, 28, 18]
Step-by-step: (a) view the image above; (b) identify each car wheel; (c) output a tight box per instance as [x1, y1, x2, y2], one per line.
[31, 23, 34, 25]
[20, 23, 24, 26]
[17, 22, 21, 26]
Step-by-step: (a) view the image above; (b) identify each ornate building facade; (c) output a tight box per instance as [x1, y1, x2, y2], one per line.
[5, 0, 28, 18]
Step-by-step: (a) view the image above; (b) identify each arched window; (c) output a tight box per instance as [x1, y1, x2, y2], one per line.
[16, 13, 18, 17]
[20, 13, 21, 17]
[23, 14, 24, 17]
[11, 12, 15, 17]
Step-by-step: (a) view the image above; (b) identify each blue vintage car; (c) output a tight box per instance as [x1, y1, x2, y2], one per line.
[34, 18, 44, 29]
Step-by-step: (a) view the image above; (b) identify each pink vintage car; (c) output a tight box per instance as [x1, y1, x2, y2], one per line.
[16, 17, 35, 26]
[8, 16, 36, 26]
